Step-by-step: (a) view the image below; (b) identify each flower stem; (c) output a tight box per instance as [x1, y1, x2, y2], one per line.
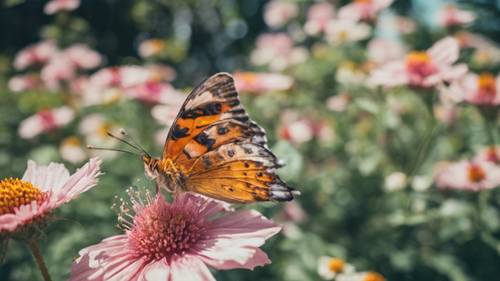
[27, 239, 52, 281]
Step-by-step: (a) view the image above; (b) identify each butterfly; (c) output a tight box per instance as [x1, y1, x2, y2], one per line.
[97, 73, 298, 203]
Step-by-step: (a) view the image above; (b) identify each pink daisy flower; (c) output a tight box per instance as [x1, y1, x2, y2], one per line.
[369, 37, 468, 88]
[435, 160, 500, 191]
[0, 158, 101, 233]
[436, 4, 475, 28]
[13, 40, 57, 70]
[475, 146, 500, 165]
[338, 0, 393, 22]
[304, 2, 336, 35]
[264, 0, 299, 28]
[452, 72, 500, 106]
[233, 71, 294, 94]
[44, 0, 80, 15]
[18, 106, 75, 139]
[71, 192, 281, 281]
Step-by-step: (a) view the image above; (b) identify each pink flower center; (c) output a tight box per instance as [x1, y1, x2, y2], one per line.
[476, 73, 496, 101]
[128, 201, 206, 262]
[467, 163, 486, 183]
[38, 110, 57, 131]
[405, 51, 438, 86]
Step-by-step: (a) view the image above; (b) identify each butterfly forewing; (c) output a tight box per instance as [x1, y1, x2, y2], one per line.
[162, 72, 296, 203]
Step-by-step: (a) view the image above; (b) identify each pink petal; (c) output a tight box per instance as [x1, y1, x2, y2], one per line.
[52, 157, 102, 206]
[169, 256, 216, 281]
[428, 37, 459, 66]
[141, 260, 170, 281]
[22, 160, 70, 192]
[198, 210, 281, 270]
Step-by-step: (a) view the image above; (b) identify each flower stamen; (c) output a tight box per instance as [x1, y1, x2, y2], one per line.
[0, 178, 45, 215]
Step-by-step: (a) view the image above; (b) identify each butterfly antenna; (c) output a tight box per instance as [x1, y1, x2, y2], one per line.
[106, 131, 149, 156]
[87, 145, 139, 156]
[118, 128, 151, 157]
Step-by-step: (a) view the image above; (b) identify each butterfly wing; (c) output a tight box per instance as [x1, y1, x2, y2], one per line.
[162, 72, 297, 203]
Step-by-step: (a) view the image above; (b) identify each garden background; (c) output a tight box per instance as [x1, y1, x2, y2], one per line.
[1, 0, 500, 280]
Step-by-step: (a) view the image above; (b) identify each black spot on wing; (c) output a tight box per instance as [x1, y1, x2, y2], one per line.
[171, 124, 190, 140]
[181, 102, 222, 119]
[217, 126, 228, 135]
[195, 132, 216, 150]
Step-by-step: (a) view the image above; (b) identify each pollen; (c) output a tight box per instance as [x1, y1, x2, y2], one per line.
[328, 258, 345, 273]
[0, 178, 45, 215]
[468, 163, 486, 183]
[477, 73, 496, 97]
[364, 272, 385, 281]
[406, 51, 430, 64]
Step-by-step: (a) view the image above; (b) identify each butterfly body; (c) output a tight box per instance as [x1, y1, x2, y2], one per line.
[143, 72, 298, 204]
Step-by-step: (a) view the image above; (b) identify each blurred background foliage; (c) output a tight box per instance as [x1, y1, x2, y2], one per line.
[1, 0, 500, 281]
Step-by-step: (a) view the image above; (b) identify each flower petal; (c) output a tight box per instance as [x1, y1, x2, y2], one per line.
[169, 256, 216, 281]
[22, 160, 70, 192]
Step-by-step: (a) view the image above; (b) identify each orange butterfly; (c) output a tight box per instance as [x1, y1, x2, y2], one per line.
[98, 73, 298, 203]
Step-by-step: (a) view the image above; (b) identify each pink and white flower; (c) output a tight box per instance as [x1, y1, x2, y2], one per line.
[279, 111, 333, 145]
[475, 146, 500, 165]
[41, 54, 77, 90]
[234, 72, 294, 93]
[60, 137, 87, 164]
[70, 192, 281, 281]
[264, 1, 299, 29]
[325, 19, 371, 45]
[79, 113, 120, 159]
[8, 74, 41, 93]
[367, 38, 406, 64]
[44, 0, 80, 15]
[0, 158, 101, 233]
[436, 4, 475, 28]
[13, 40, 57, 70]
[338, 0, 393, 22]
[125, 82, 181, 104]
[435, 160, 500, 191]
[369, 37, 468, 88]
[327, 93, 351, 112]
[304, 2, 336, 35]
[18, 106, 75, 139]
[451, 72, 500, 106]
[318, 256, 355, 280]
[251, 33, 308, 71]
[63, 44, 102, 70]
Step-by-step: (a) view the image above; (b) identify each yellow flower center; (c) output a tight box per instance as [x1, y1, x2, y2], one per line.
[98, 123, 113, 137]
[62, 136, 81, 147]
[364, 272, 385, 281]
[468, 163, 486, 183]
[477, 73, 496, 97]
[328, 258, 345, 273]
[406, 51, 430, 64]
[0, 178, 45, 215]
[238, 72, 258, 84]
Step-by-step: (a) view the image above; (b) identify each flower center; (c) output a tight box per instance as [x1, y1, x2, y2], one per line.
[0, 178, 45, 215]
[467, 163, 486, 183]
[484, 147, 500, 164]
[62, 136, 81, 147]
[477, 73, 496, 98]
[128, 202, 205, 262]
[364, 272, 385, 281]
[97, 123, 113, 137]
[405, 51, 438, 85]
[328, 258, 345, 273]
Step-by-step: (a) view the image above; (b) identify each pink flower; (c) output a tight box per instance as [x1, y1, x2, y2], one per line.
[435, 160, 500, 191]
[44, 0, 80, 15]
[327, 93, 351, 112]
[367, 38, 406, 64]
[370, 37, 468, 88]
[18, 106, 75, 139]
[60, 137, 87, 164]
[233, 72, 294, 93]
[250, 33, 308, 71]
[125, 82, 181, 104]
[264, 1, 299, 28]
[8, 74, 40, 93]
[304, 2, 336, 35]
[0, 158, 101, 233]
[338, 0, 393, 22]
[70, 192, 281, 281]
[325, 19, 371, 45]
[454, 72, 500, 106]
[13, 40, 57, 70]
[475, 146, 500, 165]
[40, 54, 77, 90]
[64, 44, 102, 70]
[138, 39, 166, 58]
[151, 94, 186, 127]
[436, 4, 475, 28]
